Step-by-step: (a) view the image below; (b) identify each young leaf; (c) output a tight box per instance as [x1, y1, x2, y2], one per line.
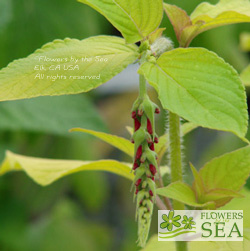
[0, 36, 138, 102]
[79, 0, 163, 43]
[163, 3, 192, 42]
[200, 145, 250, 192]
[156, 181, 215, 208]
[139, 48, 248, 139]
[184, 0, 250, 47]
[70, 128, 134, 157]
[241, 65, 250, 87]
[190, 163, 206, 200]
[0, 151, 134, 186]
[0, 95, 106, 136]
[202, 188, 244, 208]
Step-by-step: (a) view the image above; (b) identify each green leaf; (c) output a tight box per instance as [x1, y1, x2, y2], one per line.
[190, 163, 206, 200]
[241, 65, 250, 87]
[70, 128, 134, 157]
[79, 0, 163, 43]
[139, 48, 248, 139]
[163, 3, 192, 42]
[0, 36, 138, 102]
[156, 122, 198, 159]
[0, 151, 134, 186]
[200, 145, 250, 192]
[183, 0, 250, 47]
[202, 188, 244, 208]
[0, 95, 106, 136]
[156, 181, 215, 208]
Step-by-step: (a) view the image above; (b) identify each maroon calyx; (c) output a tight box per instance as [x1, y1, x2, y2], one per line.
[134, 118, 141, 132]
[147, 118, 153, 134]
[149, 164, 157, 176]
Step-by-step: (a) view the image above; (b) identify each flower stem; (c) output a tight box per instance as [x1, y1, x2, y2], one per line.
[139, 74, 147, 98]
[168, 111, 188, 251]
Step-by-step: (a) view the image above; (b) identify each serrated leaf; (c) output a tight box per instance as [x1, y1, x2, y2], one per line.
[70, 128, 134, 157]
[0, 151, 134, 186]
[166, 0, 250, 47]
[241, 65, 250, 87]
[156, 181, 215, 208]
[200, 145, 250, 192]
[79, 0, 163, 43]
[163, 3, 191, 42]
[0, 36, 138, 102]
[183, 0, 250, 47]
[202, 188, 244, 208]
[139, 48, 248, 139]
[0, 95, 106, 136]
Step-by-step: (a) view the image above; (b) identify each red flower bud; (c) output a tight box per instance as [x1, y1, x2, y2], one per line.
[134, 118, 141, 132]
[131, 111, 137, 119]
[135, 178, 142, 186]
[136, 145, 142, 160]
[149, 190, 153, 197]
[149, 143, 154, 151]
[133, 162, 139, 170]
[135, 189, 139, 195]
[155, 108, 160, 114]
[147, 118, 153, 134]
[151, 177, 155, 181]
[154, 137, 159, 143]
[131, 139, 134, 143]
[149, 164, 157, 175]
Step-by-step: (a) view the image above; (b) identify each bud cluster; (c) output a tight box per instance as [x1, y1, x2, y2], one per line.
[131, 95, 160, 247]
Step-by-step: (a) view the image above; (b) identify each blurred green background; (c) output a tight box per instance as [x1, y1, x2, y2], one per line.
[0, 0, 249, 250]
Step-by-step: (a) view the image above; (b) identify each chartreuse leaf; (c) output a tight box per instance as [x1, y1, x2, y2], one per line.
[139, 48, 248, 140]
[190, 163, 243, 208]
[200, 145, 250, 192]
[241, 65, 250, 87]
[0, 36, 138, 102]
[156, 181, 215, 208]
[70, 128, 134, 157]
[165, 1, 250, 47]
[163, 3, 192, 42]
[183, 0, 250, 47]
[0, 151, 134, 186]
[79, 0, 163, 43]
[156, 122, 198, 160]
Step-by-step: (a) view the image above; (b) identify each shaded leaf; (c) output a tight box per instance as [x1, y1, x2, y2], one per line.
[70, 128, 133, 157]
[0, 36, 138, 101]
[79, 0, 163, 43]
[139, 48, 248, 139]
[0, 151, 134, 186]
[0, 95, 106, 136]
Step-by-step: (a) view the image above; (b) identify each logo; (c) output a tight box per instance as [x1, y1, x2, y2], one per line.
[158, 210, 243, 241]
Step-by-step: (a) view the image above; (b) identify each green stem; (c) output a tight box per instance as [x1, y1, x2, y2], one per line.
[139, 74, 147, 98]
[168, 111, 188, 251]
